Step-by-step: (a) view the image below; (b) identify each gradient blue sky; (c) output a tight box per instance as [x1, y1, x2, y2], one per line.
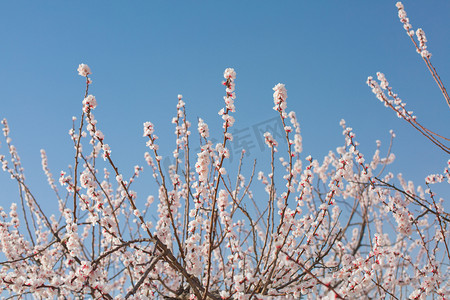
[1, 1, 449, 213]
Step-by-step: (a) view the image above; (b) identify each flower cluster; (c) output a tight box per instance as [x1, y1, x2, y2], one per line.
[195, 147, 210, 182]
[396, 2, 413, 36]
[77, 63, 91, 77]
[416, 28, 431, 58]
[263, 131, 278, 148]
[219, 68, 237, 130]
[367, 73, 416, 121]
[272, 83, 288, 116]
[82, 95, 97, 113]
[197, 118, 209, 139]
[396, 2, 432, 59]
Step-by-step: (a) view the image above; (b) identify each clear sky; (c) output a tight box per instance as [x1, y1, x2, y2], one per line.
[1, 1, 449, 214]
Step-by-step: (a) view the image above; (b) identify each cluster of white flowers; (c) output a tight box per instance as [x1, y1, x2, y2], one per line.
[197, 118, 209, 139]
[195, 147, 210, 182]
[273, 83, 288, 116]
[367, 73, 416, 121]
[224, 68, 236, 80]
[396, 2, 433, 60]
[416, 28, 431, 58]
[366, 76, 385, 102]
[142, 121, 155, 137]
[215, 143, 230, 160]
[223, 69, 236, 112]
[425, 159, 450, 184]
[59, 170, 73, 190]
[263, 131, 278, 148]
[172, 96, 191, 167]
[101, 143, 111, 160]
[79, 170, 95, 189]
[1, 118, 9, 137]
[221, 113, 235, 129]
[143, 121, 160, 152]
[220, 68, 237, 129]
[82, 95, 97, 113]
[288, 111, 303, 154]
[77, 63, 91, 77]
[396, 2, 413, 36]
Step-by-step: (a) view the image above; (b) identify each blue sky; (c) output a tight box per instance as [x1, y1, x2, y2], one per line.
[1, 1, 450, 213]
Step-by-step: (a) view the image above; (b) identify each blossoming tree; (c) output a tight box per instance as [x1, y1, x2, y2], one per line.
[0, 3, 449, 299]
